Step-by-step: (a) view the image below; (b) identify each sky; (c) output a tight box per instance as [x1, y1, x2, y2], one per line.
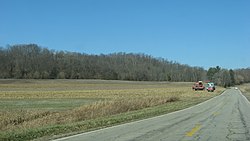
[0, 0, 249, 70]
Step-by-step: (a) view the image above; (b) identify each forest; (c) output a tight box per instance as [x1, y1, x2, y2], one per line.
[0, 44, 249, 87]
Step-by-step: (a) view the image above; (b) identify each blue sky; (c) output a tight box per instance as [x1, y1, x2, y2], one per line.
[0, 0, 249, 69]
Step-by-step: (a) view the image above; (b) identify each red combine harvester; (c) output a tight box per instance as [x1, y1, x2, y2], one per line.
[192, 81, 205, 91]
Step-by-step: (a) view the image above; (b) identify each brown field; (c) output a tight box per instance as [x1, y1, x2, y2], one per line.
[0, 79, 224, 141]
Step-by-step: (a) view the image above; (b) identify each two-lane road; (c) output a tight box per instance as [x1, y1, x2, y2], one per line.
[54, 88, 250, 141]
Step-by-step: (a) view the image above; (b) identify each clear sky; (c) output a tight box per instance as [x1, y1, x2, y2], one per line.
[1, 0, 249, 69]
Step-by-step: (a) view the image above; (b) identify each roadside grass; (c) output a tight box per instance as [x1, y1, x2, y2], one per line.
[238, 83, 250, 101]
[0, 79, 224, 141]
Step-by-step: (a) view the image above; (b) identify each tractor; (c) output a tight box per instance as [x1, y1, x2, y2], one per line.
[192, 81, 205, 91]
[206, 82, 215, 92]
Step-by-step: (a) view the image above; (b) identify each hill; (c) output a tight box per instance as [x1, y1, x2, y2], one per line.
[0, 44, 249, 86]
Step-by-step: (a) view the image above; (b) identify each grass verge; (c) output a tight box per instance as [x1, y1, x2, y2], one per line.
[1, 99, 208, 141]
[238, 83, 250, 101]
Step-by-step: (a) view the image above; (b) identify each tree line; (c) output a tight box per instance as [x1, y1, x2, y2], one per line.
[207, 66, 250, 87]
[0, 44, 249, 87]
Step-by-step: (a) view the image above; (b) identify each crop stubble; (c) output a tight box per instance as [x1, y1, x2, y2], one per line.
[0, 79, 224, 140]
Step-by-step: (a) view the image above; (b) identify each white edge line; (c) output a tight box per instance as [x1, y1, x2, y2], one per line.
[53, 90, 227, 141]
[238, 89, 250, 105]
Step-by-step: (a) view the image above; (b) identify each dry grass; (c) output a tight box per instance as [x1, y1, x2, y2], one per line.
[238, 83, 250, 101]
[0, 79, 224, 140]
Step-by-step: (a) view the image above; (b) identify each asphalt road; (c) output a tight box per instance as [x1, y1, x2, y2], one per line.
[54, 88, 250, 141]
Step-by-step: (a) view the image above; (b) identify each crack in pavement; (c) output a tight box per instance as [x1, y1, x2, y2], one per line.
[226, 99, 250, 141]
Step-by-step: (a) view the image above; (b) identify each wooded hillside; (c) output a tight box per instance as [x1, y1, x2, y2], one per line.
[0, 44, 249, 86]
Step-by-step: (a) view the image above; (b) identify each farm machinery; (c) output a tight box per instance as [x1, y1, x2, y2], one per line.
[192, 81, 215, 92]
[192, 81, 205, 91]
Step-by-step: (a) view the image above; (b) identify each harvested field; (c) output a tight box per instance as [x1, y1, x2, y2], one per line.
[0, 79, 224, 141]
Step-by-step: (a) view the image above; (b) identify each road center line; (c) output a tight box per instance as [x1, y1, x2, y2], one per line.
[186, 124, 201, 137]
[213, 112, 219, 116]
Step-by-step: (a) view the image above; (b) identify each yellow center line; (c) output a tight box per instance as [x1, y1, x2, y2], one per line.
[185, 112, 219, 137]
[185, 124, 201, 137]
[213, 112, 219, 116]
